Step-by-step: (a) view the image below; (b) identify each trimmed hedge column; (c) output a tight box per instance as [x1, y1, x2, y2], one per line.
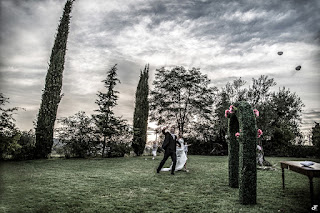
[227, 101, 257, 205]
[227, 114, 239, 188]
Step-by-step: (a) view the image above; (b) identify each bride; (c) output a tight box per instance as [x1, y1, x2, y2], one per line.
[161, 134, 188, 172]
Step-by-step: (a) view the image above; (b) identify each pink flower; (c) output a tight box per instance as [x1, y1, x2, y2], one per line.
[225, 109, 230, 118]
[253, 109, 259, 117]
[235, 132, 240, 138]
[257, 129, 263, 138]
[229, 105, 234, 113]
[257, 145, 262, 151]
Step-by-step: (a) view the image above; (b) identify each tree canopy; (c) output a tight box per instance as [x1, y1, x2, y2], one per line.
[150, 66, 216, 135]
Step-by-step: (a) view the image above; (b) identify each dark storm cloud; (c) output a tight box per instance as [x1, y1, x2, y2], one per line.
[116, 0, 320, 44]
[0, 0, 319, 133]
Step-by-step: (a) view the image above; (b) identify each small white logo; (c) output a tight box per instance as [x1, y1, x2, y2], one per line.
[312, 205, 319, 212]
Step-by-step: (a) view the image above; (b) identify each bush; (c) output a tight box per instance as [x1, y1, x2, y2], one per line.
[0, 130, 37, 160]
[186, 138, 227, 156]
[264, 143, 318, 158]
[60, 139, 101, 158]
[186, 138, 211, 155]
[107, 142, 131, 157]
[0, 132, 21, 160]
[12, 130, 36, 160]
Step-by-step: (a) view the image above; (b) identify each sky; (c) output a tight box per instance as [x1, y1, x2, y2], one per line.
[0, 0, 320, 138]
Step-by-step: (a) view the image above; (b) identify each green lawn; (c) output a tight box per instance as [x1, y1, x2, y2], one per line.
[0, 155, 319, 213]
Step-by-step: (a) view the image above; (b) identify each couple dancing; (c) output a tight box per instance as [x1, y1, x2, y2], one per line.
[156, 126, 188, 175]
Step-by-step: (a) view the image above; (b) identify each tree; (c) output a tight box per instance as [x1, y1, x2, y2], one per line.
[247, 75, 276, 107]
[264, 87, 305, 154]
[56, 111, 97, 158]
[150, 66, 216, 135]
[213, 90, 231, 150]
[108, 124, 132, 157]
[93, 64, 127, 157]
[0, 93, 20, 160]
[132, 65, 149, 156]
[311, 122, 320, 156]
[187, 114, 219, 155]
[270, 87, 304, 134]
[246, 76, 277, 155]
[218, 76, 304, 156]
[35, 0, 74, 159]
[213, 78, 247, 150]
[225, 78, 247, 103]
[12, 130, 36, 160]
[0, 93, 18, 132]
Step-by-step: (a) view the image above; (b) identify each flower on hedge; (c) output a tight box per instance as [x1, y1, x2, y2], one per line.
[257, 145, 262, 151]
[225, 109, 230, 118]
[229, 105, 235, 113]
[225, 105, 237, 118]
[257, 129, 263, 138]
[253, 109, 259, 117]
[235, 132, 240, 138]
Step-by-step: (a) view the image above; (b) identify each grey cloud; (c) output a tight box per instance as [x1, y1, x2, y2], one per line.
[301, 109, 320, 133]
[302, 110, 320, 118]
[1, 0, 320, 132]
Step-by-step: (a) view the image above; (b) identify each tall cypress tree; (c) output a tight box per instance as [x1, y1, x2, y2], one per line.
[93, 64, 125, 157]
[132, 65, 149, 156]
[35, 0, 74, 158]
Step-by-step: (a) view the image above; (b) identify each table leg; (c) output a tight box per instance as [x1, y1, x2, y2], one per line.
[309, 177, 314, 205]
[282, 168, 285, 189]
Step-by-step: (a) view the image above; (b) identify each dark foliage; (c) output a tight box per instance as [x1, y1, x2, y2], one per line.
[12, 130, 36, 160]
[227, 102, 257, 205]
[35, 0, 74, 159]
[132, 65, 149, 156]
[56, 111, 98, 158]
[107, 141, 131, 157]
[93, 64, 128, 157]
[0, 93, 20, 160]
[227, 113, 239, 188]
[312, 122, 320, 157]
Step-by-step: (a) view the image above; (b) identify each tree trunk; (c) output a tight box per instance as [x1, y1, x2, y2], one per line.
[102, 136, 106, 158]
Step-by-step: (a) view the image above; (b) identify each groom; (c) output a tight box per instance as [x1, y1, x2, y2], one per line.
[157, 126, 180, 175]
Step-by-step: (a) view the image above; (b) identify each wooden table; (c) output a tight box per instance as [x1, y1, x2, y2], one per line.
[280, 161, 320, 205]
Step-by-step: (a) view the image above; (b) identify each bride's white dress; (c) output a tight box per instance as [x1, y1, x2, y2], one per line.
[161, 139, 187, 172]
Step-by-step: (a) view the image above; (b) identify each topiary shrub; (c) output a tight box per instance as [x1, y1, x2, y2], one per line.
[227, 113, 239, 188]
[227, 101, 257, 205]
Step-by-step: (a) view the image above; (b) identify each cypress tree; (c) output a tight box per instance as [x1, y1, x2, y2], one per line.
[132, 65, 149, 156]
[35, 0, 74, 159]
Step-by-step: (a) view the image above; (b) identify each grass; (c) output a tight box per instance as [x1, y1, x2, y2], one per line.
[0, 155, 319, 213]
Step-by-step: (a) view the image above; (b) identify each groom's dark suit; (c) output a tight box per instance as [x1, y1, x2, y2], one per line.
[157, 128, 181, 174]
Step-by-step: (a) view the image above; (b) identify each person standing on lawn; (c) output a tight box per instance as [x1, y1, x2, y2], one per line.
[156, 126, 180, 175]
[152, 141, 158, 160]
